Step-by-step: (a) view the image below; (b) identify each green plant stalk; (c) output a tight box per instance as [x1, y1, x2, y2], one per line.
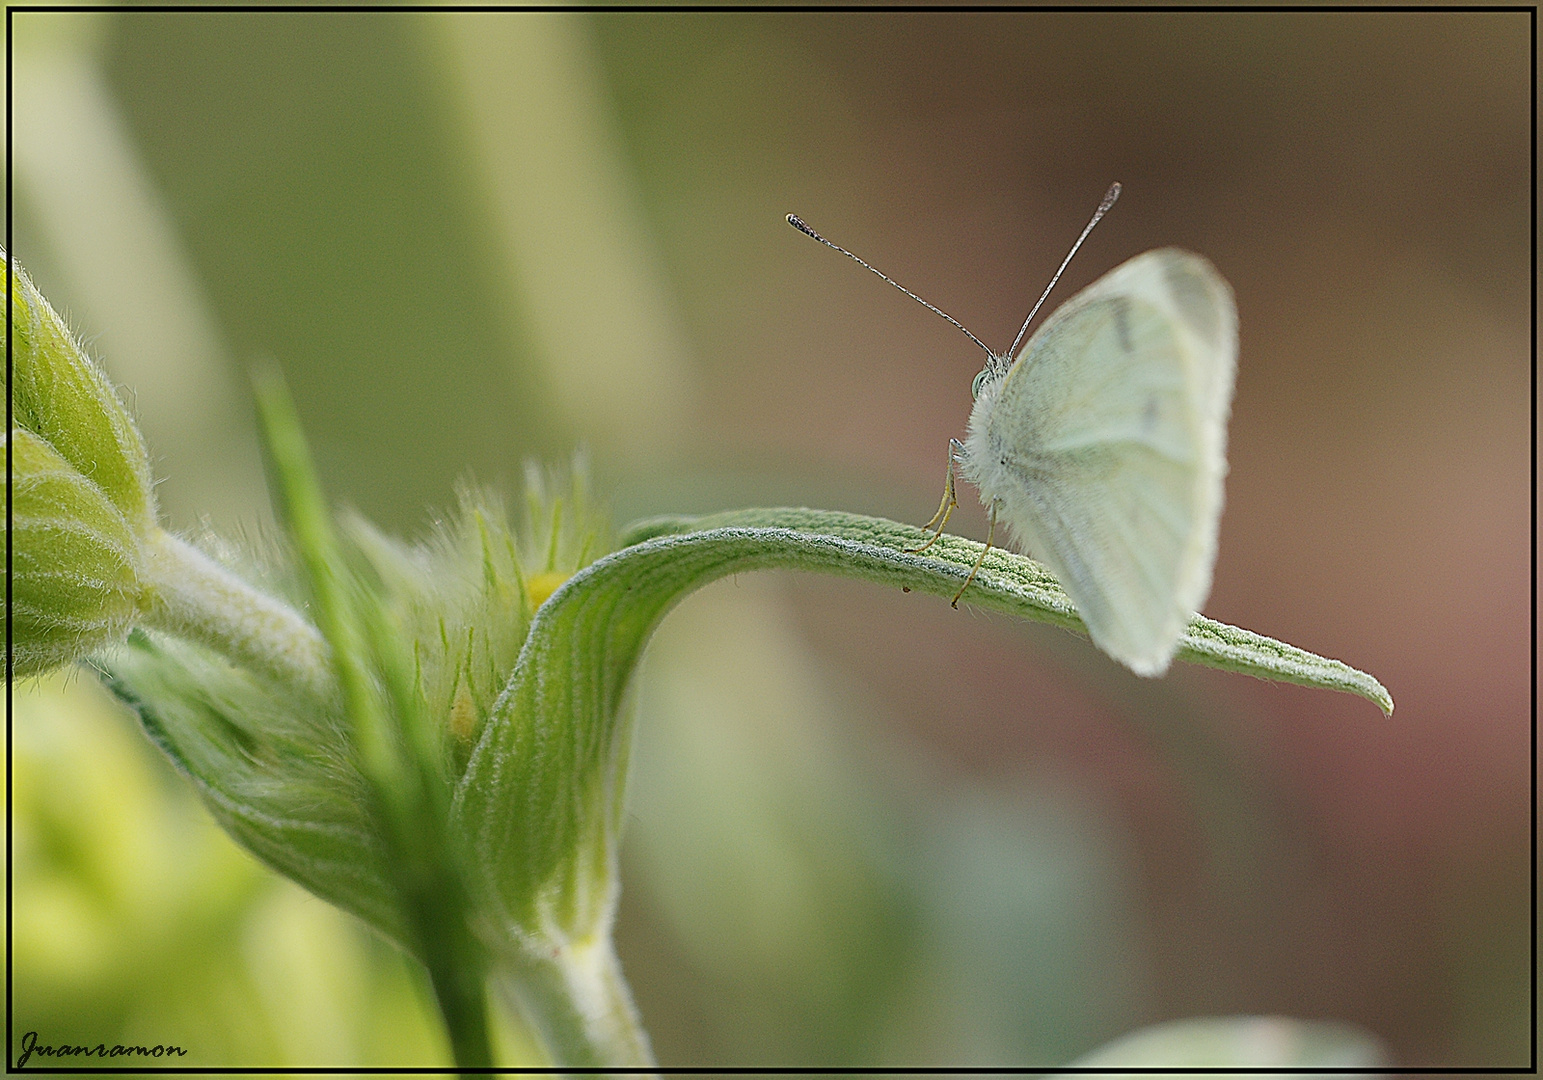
[252, 370, 406, 801]
[494, 936, 654, 1069]
[251, 369, 493, 1069]
[411, 882, 494, 1071]
[355, 541, 494, 1072]
[139, 527, 330, 696]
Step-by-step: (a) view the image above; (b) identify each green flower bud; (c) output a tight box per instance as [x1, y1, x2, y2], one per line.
[102, 465, 609, 958]
[6, 252, 157, 676]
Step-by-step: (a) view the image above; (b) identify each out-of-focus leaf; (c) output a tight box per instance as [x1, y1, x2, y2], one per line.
[1060, 1015, 1387, 1073]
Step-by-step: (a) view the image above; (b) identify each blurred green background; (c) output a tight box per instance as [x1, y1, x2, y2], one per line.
[9, 9, 1529, 1068]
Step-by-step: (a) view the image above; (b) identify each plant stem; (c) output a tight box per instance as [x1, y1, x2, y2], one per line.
[496, 937, 656, 1070]
[426, 945, 495, 1071]
[139, 527, 331, 696]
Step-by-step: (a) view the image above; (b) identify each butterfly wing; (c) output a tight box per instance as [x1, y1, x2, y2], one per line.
[965, 248, 1237, 675]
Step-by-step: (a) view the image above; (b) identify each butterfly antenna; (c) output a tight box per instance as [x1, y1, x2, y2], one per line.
[787, 213, 995, 360]
[1004, 182, 1121, 361]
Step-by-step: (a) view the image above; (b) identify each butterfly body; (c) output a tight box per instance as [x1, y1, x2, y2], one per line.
[960, 247, 1237, 675]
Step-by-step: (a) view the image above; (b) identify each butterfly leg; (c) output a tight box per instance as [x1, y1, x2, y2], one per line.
[906, 439, 965, 555]
[950, 499, 997, 608]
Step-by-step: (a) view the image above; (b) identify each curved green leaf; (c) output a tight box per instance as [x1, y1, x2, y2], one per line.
[624, 509, 1393, 713]
[455, 506, 1391, 944]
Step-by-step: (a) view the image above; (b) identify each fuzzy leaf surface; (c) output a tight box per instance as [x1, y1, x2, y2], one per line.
[7, 428, 145, 675]
[103, 631, 407, 945]
[6, 253, 154, 525]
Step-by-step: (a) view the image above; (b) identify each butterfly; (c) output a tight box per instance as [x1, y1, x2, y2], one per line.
[789, 185, 1237, 675]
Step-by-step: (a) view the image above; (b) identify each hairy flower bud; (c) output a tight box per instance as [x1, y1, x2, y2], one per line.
[6, 252, 157, 676]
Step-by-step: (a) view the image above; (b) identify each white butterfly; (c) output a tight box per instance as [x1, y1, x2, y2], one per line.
[790, 187, 1237, 675]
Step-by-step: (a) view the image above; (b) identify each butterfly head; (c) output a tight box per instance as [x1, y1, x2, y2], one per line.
[970, 354, 1011, 401]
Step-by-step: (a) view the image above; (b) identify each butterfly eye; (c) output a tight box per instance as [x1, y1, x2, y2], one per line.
[971, 368, 988, 400]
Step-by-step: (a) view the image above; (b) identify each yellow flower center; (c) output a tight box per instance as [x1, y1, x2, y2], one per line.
[526, 571, 570, 611]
